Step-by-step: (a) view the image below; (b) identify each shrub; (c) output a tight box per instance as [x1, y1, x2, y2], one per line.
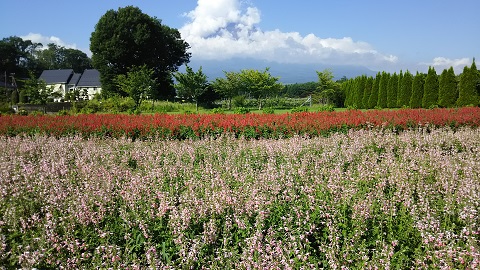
[234, 107, 250, 114]
[18, 109, 28, 115]
[262, 107, 275, 114]
[80, 99, 101, 114]
[291, 106, 308, 113]
[183, 109, 196, 115]
[119, 97, 136, 112]
[57, 109, 70, 116]
[317, 104, 334, 112]
[29, 110, 44, 116]
[211, 108, 225, 114]
[232, 95, 246, 108]
[154, 101, 177, 113]
[128, 108, 141, 115]
[0, 103, 14, 114]
[11, 90, 19, 104]
[19, 89, 27, 103]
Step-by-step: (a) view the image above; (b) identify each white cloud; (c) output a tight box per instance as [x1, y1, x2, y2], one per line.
[180, 0, 397, 68]
[422, 57, 471, 74]
[20, 33, 78, 50]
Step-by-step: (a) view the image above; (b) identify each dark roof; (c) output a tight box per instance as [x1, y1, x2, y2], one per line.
[77, 69, 101, 87]
[39, 69, 74, 84]
[68, 73, 81, 86]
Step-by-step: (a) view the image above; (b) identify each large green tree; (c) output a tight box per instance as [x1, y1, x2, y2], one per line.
[367, 73, 380, 109]
[397, 70, 413, 107]
[315, 69, 344, 107]
[36, 43, 92, 73]
[0, 36, 42, 78]
[387, 72, 399, 108]
[281, 81, 319, 98]
[21, 72, 61, 106]
[342, 79, 354, 108]
[362, 76, 373, 109]
[438, 67, 458, 107]
[354, 75, 366, 108]
[422, 66, 439, 108]
[410, 72, 425, 108]
[377, 72, 390, 108]
[241, 68, 283, 109]
[397, 70, 404, 100]
[174, 65, 209, 111]
[316, 69, 338, 92]
[457, 61, 479, 107]
[114, 65, 157, 110]
[90, 6, 190, 100]
[212, 71, 242, 110]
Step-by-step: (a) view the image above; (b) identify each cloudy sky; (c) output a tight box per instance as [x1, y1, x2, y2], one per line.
[1, 0, 478, 73]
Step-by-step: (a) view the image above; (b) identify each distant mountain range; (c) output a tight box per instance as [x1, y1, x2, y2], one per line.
[184, 58, 377, 84]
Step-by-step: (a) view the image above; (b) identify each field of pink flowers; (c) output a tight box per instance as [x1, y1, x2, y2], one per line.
[1, 127, 479, 268]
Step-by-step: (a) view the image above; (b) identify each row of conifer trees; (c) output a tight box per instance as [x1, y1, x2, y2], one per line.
[343, 60, 479, 109]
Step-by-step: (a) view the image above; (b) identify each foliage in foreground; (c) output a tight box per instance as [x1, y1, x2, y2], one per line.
[1, 127, 479, 268]
[1, 107, 479, 140]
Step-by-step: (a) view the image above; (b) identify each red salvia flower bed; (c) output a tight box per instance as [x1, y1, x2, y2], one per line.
[1, 107, 479, 140]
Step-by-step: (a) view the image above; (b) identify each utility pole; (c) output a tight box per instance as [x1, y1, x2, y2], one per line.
[4, 71, 6, 97]
[10, 73, 17, 89]
[10, 73, 17, 107]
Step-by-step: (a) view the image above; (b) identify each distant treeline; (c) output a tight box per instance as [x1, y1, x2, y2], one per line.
[343, 61, 479, 109]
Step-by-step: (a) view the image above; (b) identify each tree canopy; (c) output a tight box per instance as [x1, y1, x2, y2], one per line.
[362, 76, 373, 109]
[114, 65, 157, 110]
[211, 71, 243, 109]
[90, 6, 190, 100]
[410, 72, 425, 108]
[315, 69, 344, 107]
[240, 68, 283, 108]
[316, 69, 337, 92]
[0, 36, 42, 78]
[377, 72, 390, 108]
[387, 72, 398, 108]
[35, 43, 92, 73]
[422, 67, 439, 108]
[281, 82, 319, 98]
[174, 65, 209, 111]
[457, 61, 479, 107]
[354, 75, 366, 108]
[212, 68, 283, 110]
[398, 70, 413, 108]
[367, 73, 381, 109]
[438, 67, 457, 108]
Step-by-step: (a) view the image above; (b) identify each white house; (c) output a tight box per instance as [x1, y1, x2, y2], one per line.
[38, 69, 101, 101]
[75, 69, 102, 100]
[38, 69, 75, 101]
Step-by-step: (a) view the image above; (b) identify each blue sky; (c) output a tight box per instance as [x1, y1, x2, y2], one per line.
[1, 0, 478, 73]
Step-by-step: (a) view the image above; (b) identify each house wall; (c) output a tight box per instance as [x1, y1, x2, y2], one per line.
[77, 87, 102, 100]
[47, 83, 67, 102]
[46, 84, 102, 101]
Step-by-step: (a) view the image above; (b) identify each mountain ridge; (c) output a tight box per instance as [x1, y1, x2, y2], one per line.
[182, 58, 377, 83]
